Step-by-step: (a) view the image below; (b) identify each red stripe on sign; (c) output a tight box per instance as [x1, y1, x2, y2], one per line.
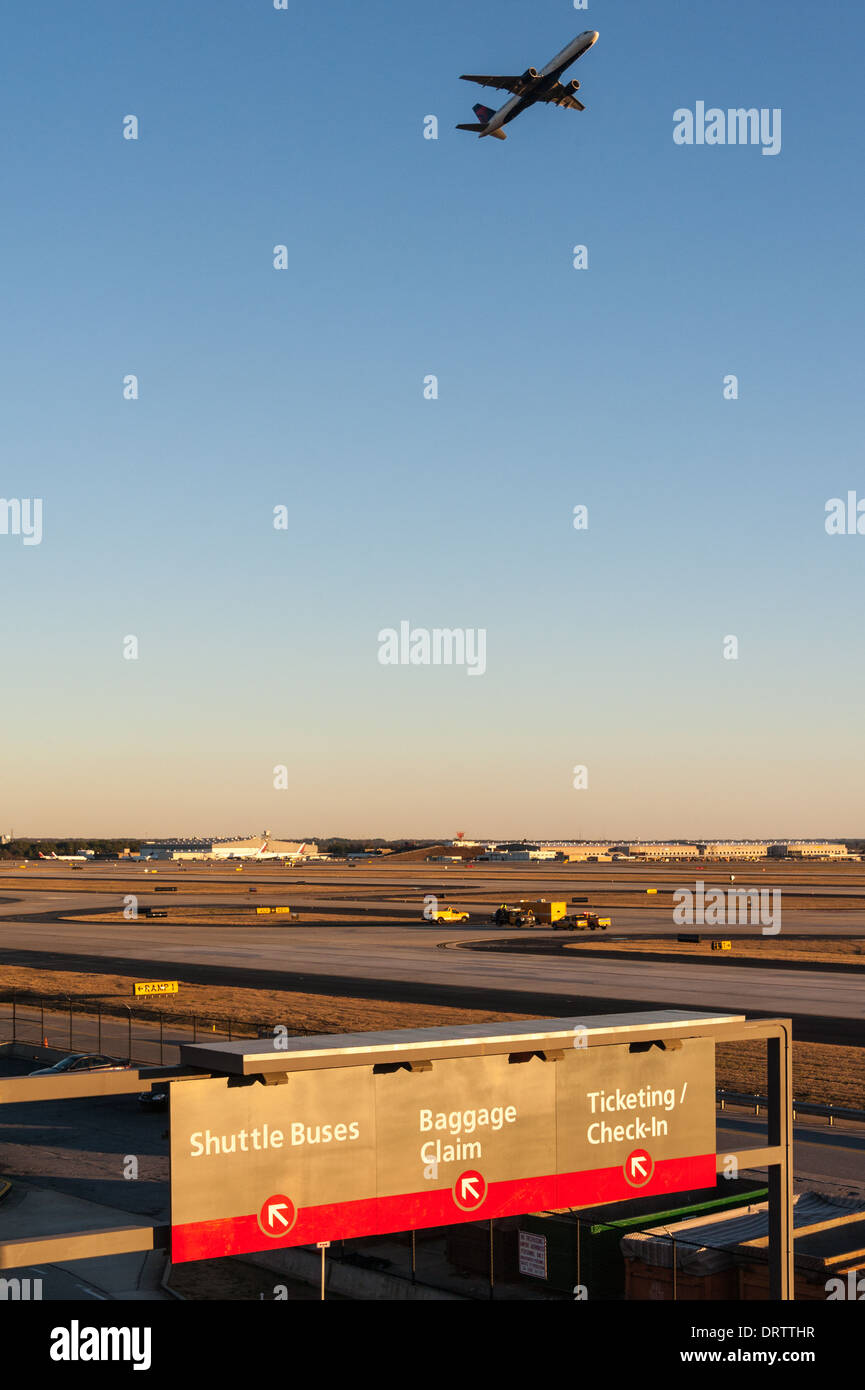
[171, 1153, 716, 1263]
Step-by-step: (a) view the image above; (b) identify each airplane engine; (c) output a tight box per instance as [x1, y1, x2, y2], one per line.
[522, 67, 540, 82]
[567, 78, 581, 92]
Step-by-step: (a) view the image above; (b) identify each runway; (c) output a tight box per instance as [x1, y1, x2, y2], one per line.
[0, 863, 862, 1045]
[0, 917, 861, 1044]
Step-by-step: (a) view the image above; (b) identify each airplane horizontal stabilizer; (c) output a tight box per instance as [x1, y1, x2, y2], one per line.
[456, 123, 507, 140]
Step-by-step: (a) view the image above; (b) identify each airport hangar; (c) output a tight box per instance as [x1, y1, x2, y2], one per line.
[137, 837, 320, 861]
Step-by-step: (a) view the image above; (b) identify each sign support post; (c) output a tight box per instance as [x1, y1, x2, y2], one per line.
[767, 1028, 794, 1299]
[316, 1241, 330, 1300]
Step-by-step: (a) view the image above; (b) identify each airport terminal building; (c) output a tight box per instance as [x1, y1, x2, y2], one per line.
[627, 843, 700, 860]
[702, 842, 768, 860]
[554, 843, 616, 862]
[778, 841, 849, 859]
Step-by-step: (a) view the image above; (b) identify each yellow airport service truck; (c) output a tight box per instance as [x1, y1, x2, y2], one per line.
[568, 912, 611, 932]
[426, 907, 470, 923]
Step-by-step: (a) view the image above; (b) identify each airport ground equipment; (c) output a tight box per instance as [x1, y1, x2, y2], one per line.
[493, 902, 610, 930]
[569, 913, 611, 931]
[428, 908, 469, 923]
[493, 904, 537, 927]
[519, 899, 567, 924]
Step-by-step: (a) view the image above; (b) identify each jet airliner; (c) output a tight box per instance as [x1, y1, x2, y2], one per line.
[38, 849, 95, 862]
[457, 29, 599, 140]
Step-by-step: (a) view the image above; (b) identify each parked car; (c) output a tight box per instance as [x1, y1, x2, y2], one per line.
[29, 1053, 129, 1076]
[137, 1088, 168, 1112]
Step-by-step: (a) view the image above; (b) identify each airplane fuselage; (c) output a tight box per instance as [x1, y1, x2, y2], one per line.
[482, 29, 598, 135]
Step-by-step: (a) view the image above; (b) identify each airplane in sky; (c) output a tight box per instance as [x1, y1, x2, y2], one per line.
[457, 29, 599, 140]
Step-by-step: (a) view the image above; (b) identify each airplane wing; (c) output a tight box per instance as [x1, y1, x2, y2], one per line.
[459, 75, 525, 94]
[538, 84, 586, 111]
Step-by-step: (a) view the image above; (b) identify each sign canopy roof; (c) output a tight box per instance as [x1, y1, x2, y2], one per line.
[179, 1009, 745, 1076]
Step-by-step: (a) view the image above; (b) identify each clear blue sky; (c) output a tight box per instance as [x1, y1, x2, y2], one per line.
[1, 0, 861, 839]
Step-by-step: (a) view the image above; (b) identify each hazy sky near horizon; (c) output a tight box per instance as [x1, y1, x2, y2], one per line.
[1, 0, 862, 840]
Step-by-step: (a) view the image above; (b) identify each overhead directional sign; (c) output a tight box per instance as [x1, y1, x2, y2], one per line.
[170, 1011, 723, 1262]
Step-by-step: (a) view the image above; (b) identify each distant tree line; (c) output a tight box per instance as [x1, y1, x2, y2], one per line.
[318, 838, 438, 856]
[1, 837, 445, 860]
[0, 840, 140, 859]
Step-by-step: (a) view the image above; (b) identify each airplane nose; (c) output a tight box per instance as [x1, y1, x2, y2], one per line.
[589, 30, 599, 44]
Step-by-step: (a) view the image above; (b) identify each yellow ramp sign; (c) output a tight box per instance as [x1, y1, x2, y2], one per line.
[134, 980, 179, 997]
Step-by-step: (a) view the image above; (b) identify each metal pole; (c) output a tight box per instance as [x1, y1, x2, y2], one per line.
[576, 1218, 581, 1290]
[320, 1246, 326, 1301]
[767, 1030, 794, 1299]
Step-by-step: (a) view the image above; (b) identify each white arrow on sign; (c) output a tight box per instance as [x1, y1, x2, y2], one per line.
[630, 1155, 648, 1179]
[460, 1176, 480, 1202]
[268, 1202, 291, 1228]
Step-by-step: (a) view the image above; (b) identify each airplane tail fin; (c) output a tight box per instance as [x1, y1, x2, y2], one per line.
[456, 105, 508, 140]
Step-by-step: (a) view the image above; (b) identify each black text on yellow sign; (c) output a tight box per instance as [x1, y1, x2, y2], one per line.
[133, 980, 180, 997]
